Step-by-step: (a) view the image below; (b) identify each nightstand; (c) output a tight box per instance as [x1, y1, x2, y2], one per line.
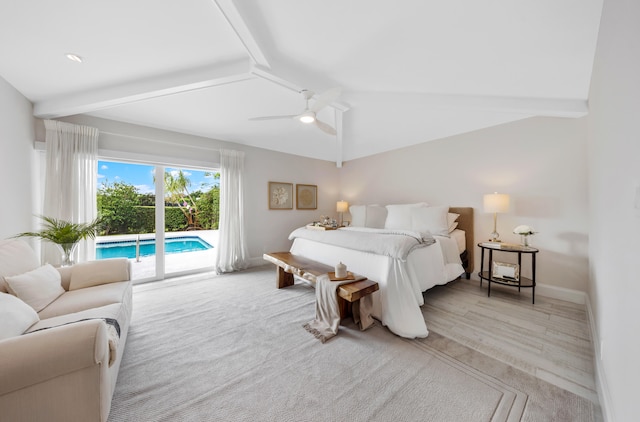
[477, 242, 539, 304]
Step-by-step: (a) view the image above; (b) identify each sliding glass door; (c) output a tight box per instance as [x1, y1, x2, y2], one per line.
[96, 160, 218, 282]
[162, 167, 218, 275]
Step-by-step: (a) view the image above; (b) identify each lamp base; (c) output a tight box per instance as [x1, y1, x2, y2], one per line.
[489, 231, 502, 242]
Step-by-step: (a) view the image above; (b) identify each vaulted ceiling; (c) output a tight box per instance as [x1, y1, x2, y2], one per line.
[0, 1, 603, 164]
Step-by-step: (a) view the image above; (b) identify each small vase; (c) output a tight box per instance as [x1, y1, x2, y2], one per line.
[520, 235, 530, 247]
[57, 243, 79, 267]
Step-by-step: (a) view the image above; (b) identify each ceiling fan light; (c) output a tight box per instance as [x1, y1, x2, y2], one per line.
[65, 53, 83, 63]
[299, 112, 315, 124]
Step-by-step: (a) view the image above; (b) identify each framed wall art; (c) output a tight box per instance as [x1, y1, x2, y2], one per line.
[296, 184, 317, 210]
[492, 261, 519, 283]
[268, 182, 293, 210]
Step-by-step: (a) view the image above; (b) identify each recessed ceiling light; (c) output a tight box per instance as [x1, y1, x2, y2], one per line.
[65, 53, 83, 63]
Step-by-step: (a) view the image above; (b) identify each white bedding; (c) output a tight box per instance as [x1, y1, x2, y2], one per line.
[289, 228, 464, 339]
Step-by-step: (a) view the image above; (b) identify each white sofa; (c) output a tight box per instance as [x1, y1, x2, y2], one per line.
[0, 239, 132, 422]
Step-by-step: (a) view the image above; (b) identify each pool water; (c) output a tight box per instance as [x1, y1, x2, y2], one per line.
[96, 236, 213, 260]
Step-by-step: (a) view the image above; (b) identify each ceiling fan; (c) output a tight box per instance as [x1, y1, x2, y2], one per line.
[249, 87, 341, 136]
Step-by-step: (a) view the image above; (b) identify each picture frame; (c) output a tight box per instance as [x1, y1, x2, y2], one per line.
[268, 182, 293, 210]
[296, 184, 317, 210]
[492, 261, 520, 283]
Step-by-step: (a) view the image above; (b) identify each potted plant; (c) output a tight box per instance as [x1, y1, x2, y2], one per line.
[15, 216, 102, 266]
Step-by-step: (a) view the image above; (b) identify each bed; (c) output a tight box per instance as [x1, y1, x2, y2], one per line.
[288, 205, 474, 339]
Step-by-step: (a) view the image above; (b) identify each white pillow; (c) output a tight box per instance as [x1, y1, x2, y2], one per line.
[5, 264, 65, 312]
[364, 205, 387, 228]
[448, 212, 460, 232]
[349, 205, 366, 227]
[411, 205, 450, 236]
[348, 205, 387, 228]
[0, 292, 40, 340]
[384, 202, 429, 230]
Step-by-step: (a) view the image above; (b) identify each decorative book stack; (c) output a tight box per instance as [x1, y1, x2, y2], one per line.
[480, 242, 531, 251]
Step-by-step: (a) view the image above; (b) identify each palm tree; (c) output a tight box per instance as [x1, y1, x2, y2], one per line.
[164, 170, 200, 229]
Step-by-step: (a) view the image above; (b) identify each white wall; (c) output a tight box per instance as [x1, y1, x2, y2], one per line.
[0, 76, 35, 239]
[587, 0, 640, 419]
[340, 116, 590, 293]
[52, 116, 341, 261]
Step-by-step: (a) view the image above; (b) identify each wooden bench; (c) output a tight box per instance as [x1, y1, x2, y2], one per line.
[263, 251, 379, 318]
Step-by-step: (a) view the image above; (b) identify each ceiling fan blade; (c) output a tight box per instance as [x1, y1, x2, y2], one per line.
[314, 119, 337, 136]
[309, 87, 342, 113]
[248, 115, 297, 121]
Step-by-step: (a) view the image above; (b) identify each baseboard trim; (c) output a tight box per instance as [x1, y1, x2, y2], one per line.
[535, 283, 586, 304]
[248, 256, 268, 268]
[585, 295, 615, 422]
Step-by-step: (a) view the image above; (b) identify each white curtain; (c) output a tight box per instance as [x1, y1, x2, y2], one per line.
[215, 149, 250, 273]
[42, 120, 98, 264]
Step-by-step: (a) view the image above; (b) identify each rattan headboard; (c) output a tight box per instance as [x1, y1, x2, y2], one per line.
[449, 207, 474, 276]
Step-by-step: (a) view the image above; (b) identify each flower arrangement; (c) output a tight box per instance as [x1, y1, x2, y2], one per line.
[513, 225, 536, 236]
[513, 225, 536, 246]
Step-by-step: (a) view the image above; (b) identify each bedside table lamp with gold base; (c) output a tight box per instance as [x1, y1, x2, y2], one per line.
[337, 200, 349, 227]
[483, 192, 510, 242]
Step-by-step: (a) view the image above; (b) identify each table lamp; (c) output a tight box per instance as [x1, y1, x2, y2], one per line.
[336, 201, 349, 226]
[483, 192, 510, 242]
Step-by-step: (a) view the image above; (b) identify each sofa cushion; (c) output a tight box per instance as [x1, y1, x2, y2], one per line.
[69, 258, 130, 291]
[37, 281, 131, 319]
[5, 264, 65, 312]
[0, 292, 40, 340]
[0, 239, 40, 293]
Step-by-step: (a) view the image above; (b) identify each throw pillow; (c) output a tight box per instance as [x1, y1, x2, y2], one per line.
[69, 258, 130, 290]
[448, 212, 460, 232]
[411, 205, 450, 236]
[5, 264, 65, 312]
[0, 292, 40, 340]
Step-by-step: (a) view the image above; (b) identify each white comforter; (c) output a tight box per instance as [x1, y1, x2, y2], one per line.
[289, 227, 464, 338]
[288, 227, 435, 260]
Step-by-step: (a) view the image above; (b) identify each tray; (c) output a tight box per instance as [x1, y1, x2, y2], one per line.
[328, 271, 355, 281]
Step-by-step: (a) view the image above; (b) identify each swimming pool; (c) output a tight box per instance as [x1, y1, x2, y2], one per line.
[96, 236, 213, 260]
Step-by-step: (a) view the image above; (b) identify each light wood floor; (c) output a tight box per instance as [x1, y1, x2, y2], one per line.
[422, 277, 599, 404]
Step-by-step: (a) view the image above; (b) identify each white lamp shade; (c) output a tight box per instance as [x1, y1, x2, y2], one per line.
[483, 193, 510, 213]
[336, 201, 349, 213]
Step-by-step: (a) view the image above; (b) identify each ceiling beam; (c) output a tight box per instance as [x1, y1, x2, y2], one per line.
[348, 92, 588, 118]
[34, 59, 253, 118]
[212, 0, 270, 68]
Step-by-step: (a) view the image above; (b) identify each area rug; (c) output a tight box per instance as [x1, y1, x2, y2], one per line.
[108, 267, 592, 421]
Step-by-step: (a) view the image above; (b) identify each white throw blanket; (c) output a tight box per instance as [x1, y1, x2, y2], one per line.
[289, 227, 435, 261]
[303, 273, 372, 343]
